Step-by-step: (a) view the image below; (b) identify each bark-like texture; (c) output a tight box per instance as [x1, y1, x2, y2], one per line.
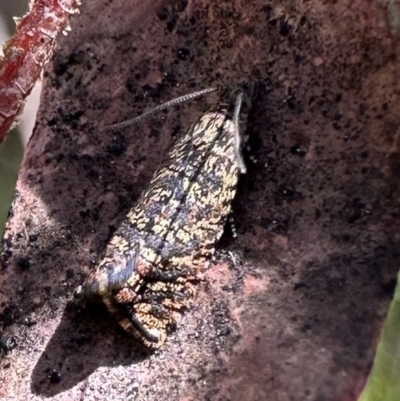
[1, 0, 400, 400]
[0, 0, 81, 142]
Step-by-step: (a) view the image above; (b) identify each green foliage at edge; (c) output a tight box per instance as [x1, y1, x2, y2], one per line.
[0, 131, 24, 245]
[358, 270, 400, 401]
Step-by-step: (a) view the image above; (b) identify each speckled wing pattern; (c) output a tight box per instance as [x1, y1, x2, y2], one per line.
[76, 84, 253, 348]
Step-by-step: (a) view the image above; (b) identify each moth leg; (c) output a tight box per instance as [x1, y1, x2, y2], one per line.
[146, 268, 191, 282]
[139, 289, 185, 302]
[103, 296, 163, 345]
[144, 303, 177, 332]
[121, 302, 176, 348]
[127, 312, 160, 344]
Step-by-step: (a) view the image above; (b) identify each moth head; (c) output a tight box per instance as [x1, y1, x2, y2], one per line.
[214, 81, 254, 122]
[234, 81, 254, 119]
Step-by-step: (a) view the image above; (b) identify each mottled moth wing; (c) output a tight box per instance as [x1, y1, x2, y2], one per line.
[76, 83, 254, 348]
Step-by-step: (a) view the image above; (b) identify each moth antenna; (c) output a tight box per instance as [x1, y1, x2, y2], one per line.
[232, 91, 247, 174]
[103, 87, 218, 132]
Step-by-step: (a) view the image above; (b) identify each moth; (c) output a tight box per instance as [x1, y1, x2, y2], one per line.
[74, 82, 254, 348]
